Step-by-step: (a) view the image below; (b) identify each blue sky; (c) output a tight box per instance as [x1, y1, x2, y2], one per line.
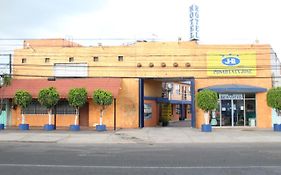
[0, 0, 280, 61]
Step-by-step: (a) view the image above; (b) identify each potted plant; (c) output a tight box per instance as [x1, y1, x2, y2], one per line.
[67, 88, 88, 131]
[38, 87, 59, 131]
[160, 103, 172, 126]
[267, 87, 281, 131]
[196, 89, 218, 132]
[14, 90, 32, 130]
[161, 114, 171, 126]
[93, 89, 113, 131]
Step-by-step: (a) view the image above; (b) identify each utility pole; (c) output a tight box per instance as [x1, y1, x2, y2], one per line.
[9, 54, 12, 76]
[0, 54, 12, 76]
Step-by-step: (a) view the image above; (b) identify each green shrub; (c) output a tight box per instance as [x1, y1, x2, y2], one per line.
[267, 87, 281, 112]
[196, 89, 218, 112]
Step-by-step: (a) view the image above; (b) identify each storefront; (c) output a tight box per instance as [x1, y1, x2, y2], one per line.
[199, 84, 267, 127]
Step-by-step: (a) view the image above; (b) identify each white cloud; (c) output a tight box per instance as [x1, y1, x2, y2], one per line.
[1, 0, 280, 57]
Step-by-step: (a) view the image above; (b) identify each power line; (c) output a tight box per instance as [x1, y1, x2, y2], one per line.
[9, 52, 278, 60]
[9, 73, 279, 80]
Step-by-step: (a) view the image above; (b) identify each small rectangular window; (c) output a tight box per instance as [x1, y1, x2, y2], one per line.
[175, 84, 180, 94]
[118, 55, 123, 62]
[21, 58, 26, 63]
[45, 58, 50, 63]
[176, 104, 181, 114]
[93, 56, 99, 62]
[69, 57, 74, 62]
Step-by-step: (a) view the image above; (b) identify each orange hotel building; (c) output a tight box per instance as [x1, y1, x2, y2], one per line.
[0, 39, 280, 129]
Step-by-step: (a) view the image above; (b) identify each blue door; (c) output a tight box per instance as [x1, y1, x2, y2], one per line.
[0, 104, 7, 126]
[0, 111, 7, 126]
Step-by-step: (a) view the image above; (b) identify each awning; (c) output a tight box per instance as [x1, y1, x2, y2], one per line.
[198, 84, 267, 93]
[0, 78, 121, 98]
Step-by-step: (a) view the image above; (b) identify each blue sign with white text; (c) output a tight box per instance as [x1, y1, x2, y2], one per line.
[222, 56, 240, 66]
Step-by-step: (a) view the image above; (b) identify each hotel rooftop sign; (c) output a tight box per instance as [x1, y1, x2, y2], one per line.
[189, 4, 199, 40]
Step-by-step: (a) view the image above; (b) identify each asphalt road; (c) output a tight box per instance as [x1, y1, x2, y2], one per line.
[0, 142, 281, 175]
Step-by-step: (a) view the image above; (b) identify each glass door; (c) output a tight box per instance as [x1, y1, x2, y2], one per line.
[221, 100, 232, 126]
[233, 100, 245, 126]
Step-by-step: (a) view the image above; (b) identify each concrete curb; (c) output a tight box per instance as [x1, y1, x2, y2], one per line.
[1, 127, 280, 144]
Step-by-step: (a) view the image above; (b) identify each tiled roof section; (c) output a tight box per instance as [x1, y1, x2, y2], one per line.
[0, 78, 121, 98]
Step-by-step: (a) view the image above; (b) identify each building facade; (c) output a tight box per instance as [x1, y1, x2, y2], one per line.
[0, 39, 278, 129]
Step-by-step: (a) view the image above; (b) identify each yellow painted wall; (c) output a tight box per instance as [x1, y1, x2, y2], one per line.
[84, 79, 139, 129]
[12, 40, 273, 128]
[13, 42, 271, 79]
[195, 78, 272, 128]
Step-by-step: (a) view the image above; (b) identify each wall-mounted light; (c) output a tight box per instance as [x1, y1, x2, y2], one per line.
[149, 62, 154, 67]
[173, 62, 178, 67]
[185, 62, 191, 67]
[137, 63, 142, 67]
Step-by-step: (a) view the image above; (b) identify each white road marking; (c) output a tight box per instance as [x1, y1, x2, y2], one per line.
[0, 164, 281, 169]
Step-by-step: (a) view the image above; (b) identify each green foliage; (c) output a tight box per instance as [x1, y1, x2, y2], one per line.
[93, 89, 113, 108]
[0, 74, 11, 87]
[67, 88, 88, 108]
[160, 103, 172, 123]
[14, 90, 32, 109]
[196, 89, 218, 112]
[267, 87, 281, 111]
[38, 87, 60, 109]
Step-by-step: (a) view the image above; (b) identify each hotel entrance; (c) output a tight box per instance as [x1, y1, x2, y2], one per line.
[212, 94, 256, 127]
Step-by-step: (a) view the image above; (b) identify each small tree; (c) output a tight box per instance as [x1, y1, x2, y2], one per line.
[267, 87, 281, 124]
[93, 89, 113, 126]
[196, 89, 218, 125]
[38, 87, 59, 125]
[14, 90, 32, 125]
[67, 88, 88, 125]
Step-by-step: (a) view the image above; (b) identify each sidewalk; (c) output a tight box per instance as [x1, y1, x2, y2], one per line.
[0, 127, 280, 144]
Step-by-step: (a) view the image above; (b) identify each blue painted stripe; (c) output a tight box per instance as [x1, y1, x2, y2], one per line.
[144, 96, 191, 104]
[143, 96, 158, 101]
[139, 79, 144, 128]
[190, 78, 196, 128]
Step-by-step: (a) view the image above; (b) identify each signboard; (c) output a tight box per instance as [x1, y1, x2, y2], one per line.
[54, 63, 88, 77]
[220, 94, 243, 100]
[189, 4, 199, 40]
[207, 51, 256, 76]
[144, 104, 152, 120]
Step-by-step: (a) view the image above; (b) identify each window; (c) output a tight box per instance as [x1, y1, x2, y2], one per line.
[176, 104, 181, 114]
[93, 56, 99, 62]
[21, 58, 26, 63]
[54, 63, 88, 77]
[69, 57, 74, 62]
[182, 86, 187, 100]
[56, 100, 76, 114]
[23, 100, 48, 114]
[175, 84, 180, 94]
[245, 93, 255, 99]
[144, 104, 152, 120]
[118, 55, 123, 62]
[45, 58, 50, 63]
[23, 100, 75, 115]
